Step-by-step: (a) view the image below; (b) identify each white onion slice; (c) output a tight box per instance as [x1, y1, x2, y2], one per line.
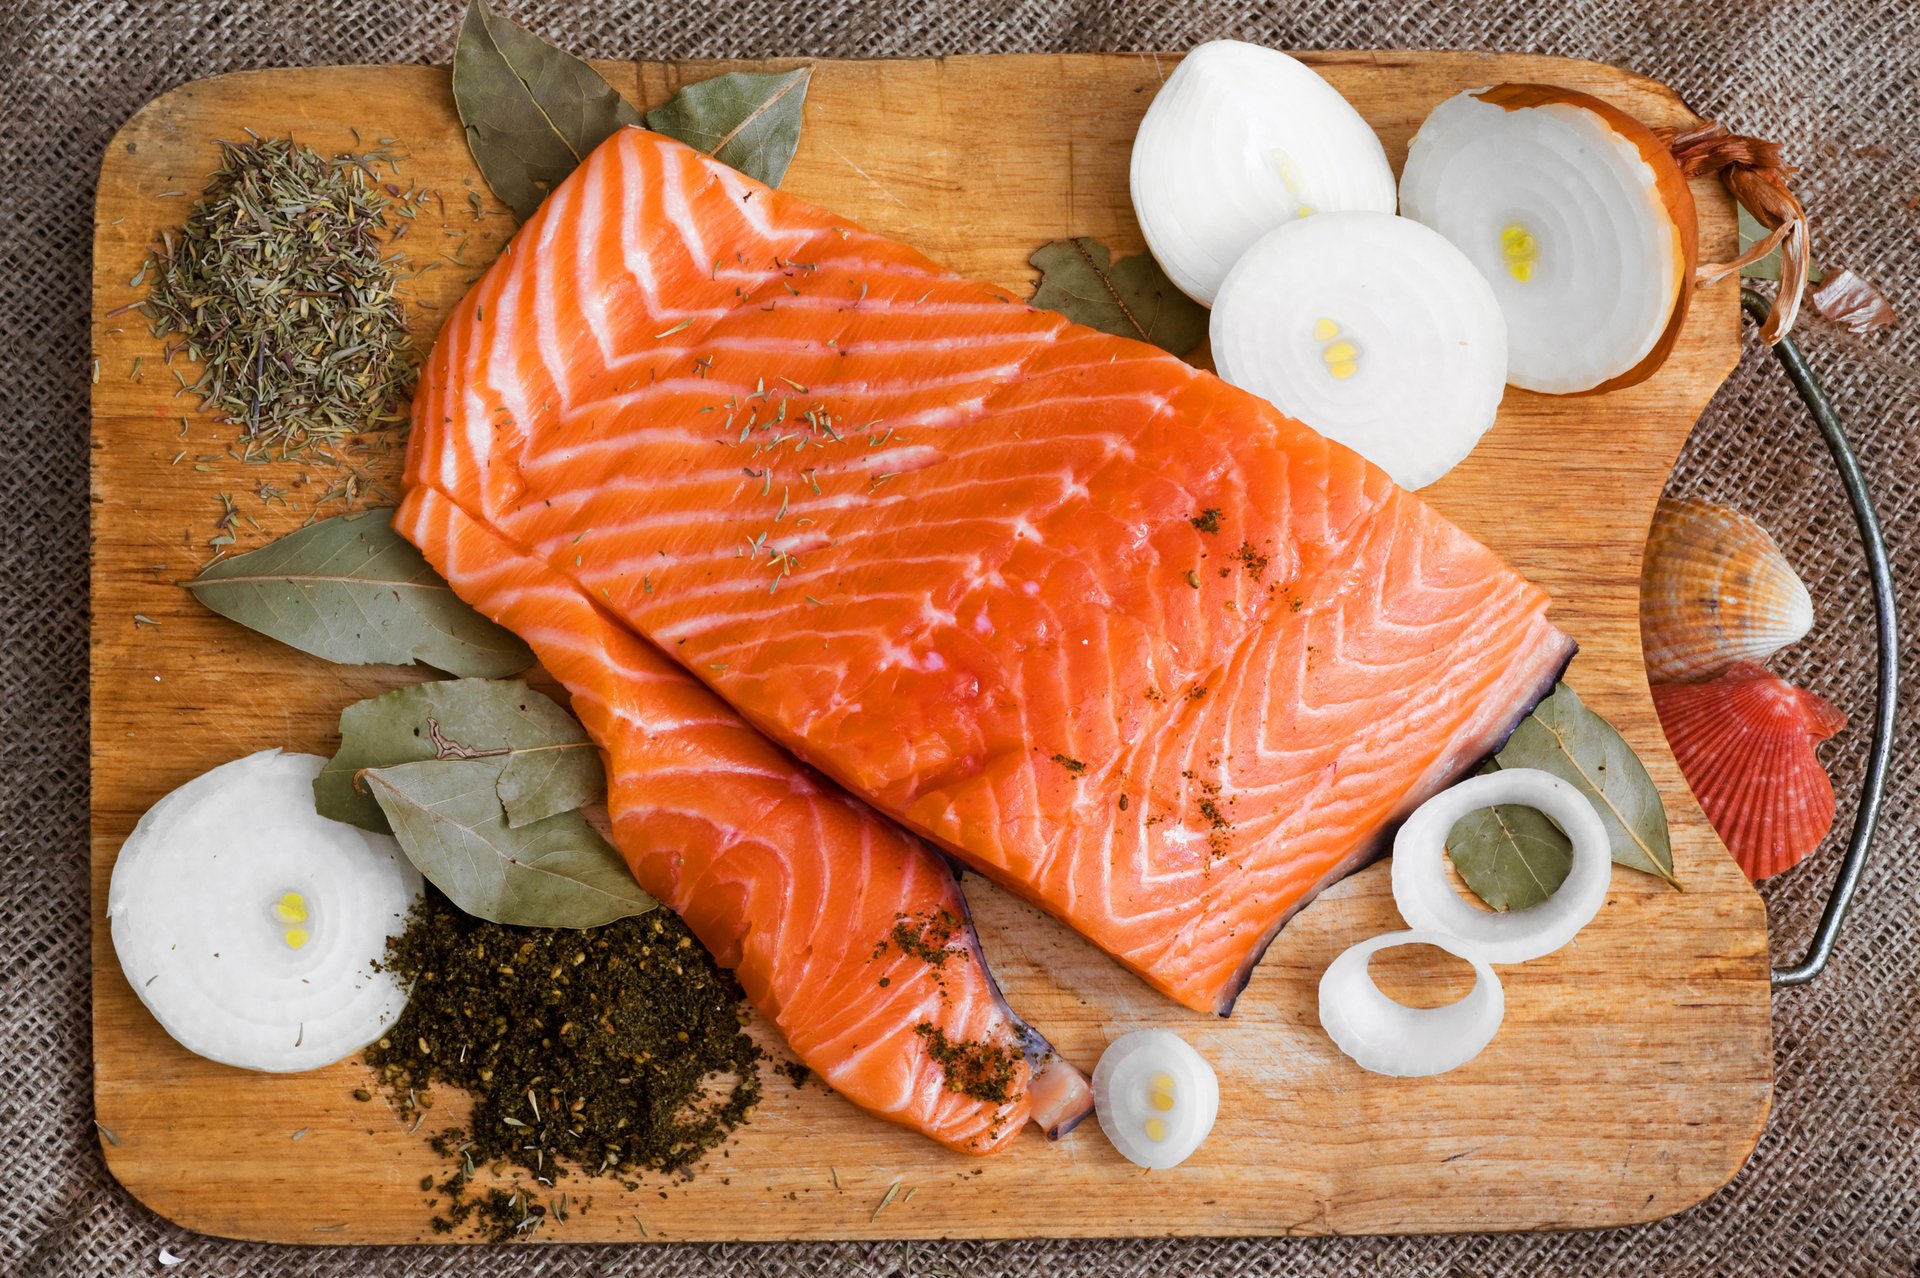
[1391, 768, 1611, 964]
[1210, 211, 1508, 488]
[1092, 1029, 1219, 1169]
[1398, 85, 1696, 394]
[1318, 930, 1505, 1077]
[108, 750, 423, 1072]
[1130, 40, 1395, 305]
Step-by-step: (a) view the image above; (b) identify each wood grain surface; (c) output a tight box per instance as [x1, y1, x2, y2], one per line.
[89, 52, 1766, 1244]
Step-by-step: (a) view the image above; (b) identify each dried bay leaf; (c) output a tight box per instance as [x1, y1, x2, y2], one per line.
[1028, 237, 1208, 355]
[316, 679, 602, 833]
[365, 756, 653, 929]
[1444, 773, 1573, 912]
[645, 67, 811, 188]
[186, 510, 533, 677]
[453, 0, 641, 220]
[1500, 684, 1679, 888]
[1445, 683, 1680, 910]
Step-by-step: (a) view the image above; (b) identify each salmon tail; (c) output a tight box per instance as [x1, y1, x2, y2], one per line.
[942, 865, 1094, 1137]
[1029, 1054, 1098, 1139]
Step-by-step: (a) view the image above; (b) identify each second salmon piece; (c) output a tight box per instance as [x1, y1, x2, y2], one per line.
[404, 129, 1576, 1014]
[396, 486, 1092, 1152]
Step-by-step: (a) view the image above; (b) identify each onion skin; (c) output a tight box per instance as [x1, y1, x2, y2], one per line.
[1467, 84, 1699, 396]
[1662, 121, 1809, 344]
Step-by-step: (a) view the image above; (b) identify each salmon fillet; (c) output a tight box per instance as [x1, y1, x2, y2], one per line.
[393, 485, 1092, 1152]
[403, 129, 1575, 1014]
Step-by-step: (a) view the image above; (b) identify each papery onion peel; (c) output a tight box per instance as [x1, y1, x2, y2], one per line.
[1660, 120, 1811, 344]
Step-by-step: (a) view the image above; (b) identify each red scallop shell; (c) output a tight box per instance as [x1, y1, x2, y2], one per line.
[1653, 662, 1847, 881]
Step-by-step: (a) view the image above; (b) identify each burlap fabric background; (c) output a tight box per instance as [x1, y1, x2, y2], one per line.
[5, 1, 1915, 1273]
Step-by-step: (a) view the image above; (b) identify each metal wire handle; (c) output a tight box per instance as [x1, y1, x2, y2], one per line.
[1733, 289, 1900, 986]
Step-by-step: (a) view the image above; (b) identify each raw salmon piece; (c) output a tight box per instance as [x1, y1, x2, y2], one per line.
[394, 485, 1092, 1153]
[404, 129, 1575, 1014]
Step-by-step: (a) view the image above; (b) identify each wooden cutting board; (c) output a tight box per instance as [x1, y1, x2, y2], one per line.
[90, 51, 1768, 1244]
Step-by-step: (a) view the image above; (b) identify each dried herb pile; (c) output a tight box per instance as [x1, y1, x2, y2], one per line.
[365, 889, 762, 1240]
[143, 135, 417, 451]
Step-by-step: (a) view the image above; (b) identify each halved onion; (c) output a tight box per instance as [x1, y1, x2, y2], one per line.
[1398, 85, 1698, 395]
[1092, 1028, 1219, 1170]
[1210, 210, 1508, 489]
[1318, 930, 1505, 1077]
[107, 750, 423, 1072]
[1130, 40, 1395, 306]
[1391, 768, 1610, 964]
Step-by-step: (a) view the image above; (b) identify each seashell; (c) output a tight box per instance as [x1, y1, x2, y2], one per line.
[1653, 662, 1846, 881]
[1641, 497, 1814, 683]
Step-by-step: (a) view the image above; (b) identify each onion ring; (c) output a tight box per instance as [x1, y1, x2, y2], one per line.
[1318, 930, 1505, 1077]
[1391, 768, 1610, 964]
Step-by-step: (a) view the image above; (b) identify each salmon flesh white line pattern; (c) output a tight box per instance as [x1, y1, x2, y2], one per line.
[393, 486, 1093, 1153]
[402, 128, 1578, 1016]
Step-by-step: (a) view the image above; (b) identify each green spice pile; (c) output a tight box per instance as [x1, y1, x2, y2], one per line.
[879, 908, 963, 969]
[143, 135, 417, 450]
[365, 889, 762, 1240]
[912, 1023, 1021, 1104]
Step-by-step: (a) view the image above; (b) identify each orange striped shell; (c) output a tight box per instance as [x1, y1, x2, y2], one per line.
[1653, 662, 1846, 881]
[1641, 497, 1813, 683]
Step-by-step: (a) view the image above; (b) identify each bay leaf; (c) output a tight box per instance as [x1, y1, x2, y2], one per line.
[1444, 683, 1680, 910]
[365, 756, 653, 929]
[1028, 237, 1208, 355]
[453, 0, 642, 220]
[316, 678, 602, 833]
[645, 67, 811, 188]
[1444, 768, 1574, 912]
[186, 510, 533, 677]
[1496, 684, 1679, 888]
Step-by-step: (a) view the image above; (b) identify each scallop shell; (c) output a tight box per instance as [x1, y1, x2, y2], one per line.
[1641, 497, 1813, 683]
[1653, 662, 1846, 881]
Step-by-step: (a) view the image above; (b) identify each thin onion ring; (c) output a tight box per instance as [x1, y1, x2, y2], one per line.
[1318, 930, 1505, 1077]
[1391, 768, 1610, 964]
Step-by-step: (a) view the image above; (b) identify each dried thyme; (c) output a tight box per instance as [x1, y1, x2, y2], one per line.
[142, 135, 417, 451]
[1229, 541, 1270, 579]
